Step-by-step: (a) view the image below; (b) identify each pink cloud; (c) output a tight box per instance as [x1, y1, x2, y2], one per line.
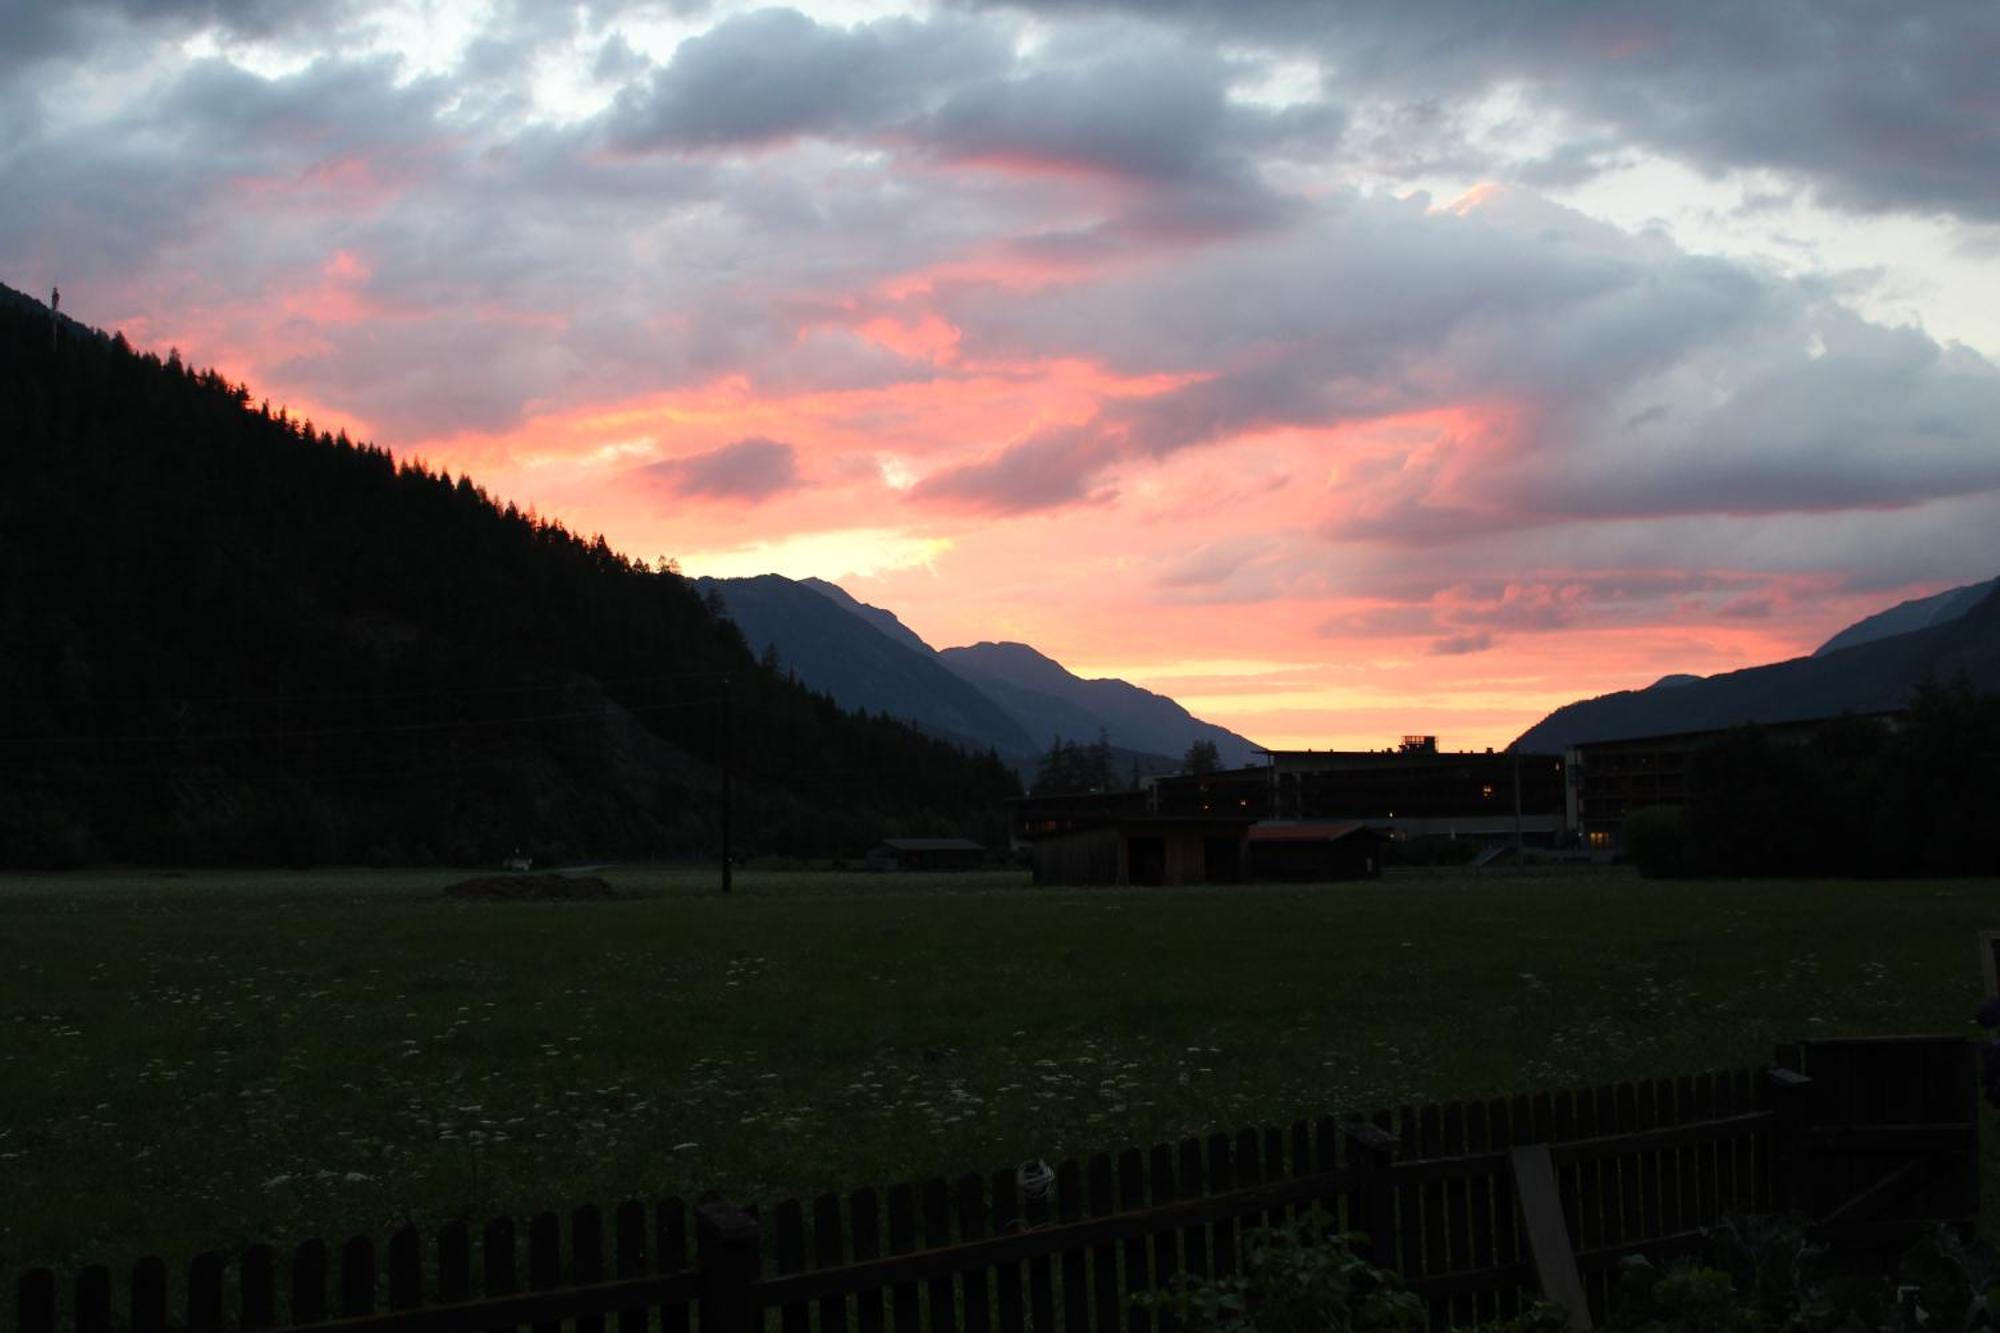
[640, 437, 801, 503]
[27, 11, 1995, 759]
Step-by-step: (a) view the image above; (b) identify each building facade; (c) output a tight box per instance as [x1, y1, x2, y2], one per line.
[1026, 815, 1254, 886]
[1147, 737, 1569, 845]
[1566, 712, 1902, 850]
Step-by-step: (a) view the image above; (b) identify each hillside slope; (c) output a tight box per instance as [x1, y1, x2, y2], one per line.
[939, 641, 1263, 768]
[0, 284, 1017, 865]
[693, 578, 1196, 781]
[1813, 576, 2000, 656]
[692, 575, 1035, 756]
[1511, 580, 2000, 752]
[799, 577, 937, 657]
[697, 575, 1263, 777]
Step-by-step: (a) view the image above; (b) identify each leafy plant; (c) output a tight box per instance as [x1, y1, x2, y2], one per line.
[1625, 805, 1689, 878]
[1700, 1212, 1832, 1320]
[1892, 1224, 1998, 1333]
[1135, 1211, 1423, 1333]
[1481, 1300, 1573, 1332]
[1597, 1217, 1998, 1333]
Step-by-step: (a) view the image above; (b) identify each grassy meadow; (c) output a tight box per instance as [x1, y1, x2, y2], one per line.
[2, 866, 1996, 1277]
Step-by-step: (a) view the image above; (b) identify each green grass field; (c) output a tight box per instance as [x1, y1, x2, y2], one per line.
[3, 866, 1995, 1277]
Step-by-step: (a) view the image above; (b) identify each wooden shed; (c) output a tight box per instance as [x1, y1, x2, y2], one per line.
[1027, 815, 1253, 887]
[1246, 821, 1383, 880]
[864, 837, 986, 872]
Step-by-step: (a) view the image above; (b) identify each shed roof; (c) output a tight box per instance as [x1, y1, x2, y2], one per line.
[875, 838, 986, 852]
[1247, 821, 1373, 843]
[1018, 814, 1256, 843]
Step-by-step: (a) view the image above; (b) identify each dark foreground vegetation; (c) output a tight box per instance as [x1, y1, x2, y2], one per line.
[0, 291, 1017, 867]
[1628, 677, 2000, 879]
[1149, 1213, 1996, 1332]
[4, 867, 1994, 1276]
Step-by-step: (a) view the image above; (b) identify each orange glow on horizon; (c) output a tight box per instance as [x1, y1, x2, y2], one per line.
[93, 270, 1889, 759]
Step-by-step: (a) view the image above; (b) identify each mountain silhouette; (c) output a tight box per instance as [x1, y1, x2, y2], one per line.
[1512, 577, 2000, 752]
[0, 281, 1017, 865]
[696, 575, 1263, 772]
[692, 575, 1035, 756]
[798, 577, 938, 657]
[936, 641, 1262, 769]
[1813, 576, 2000, 656]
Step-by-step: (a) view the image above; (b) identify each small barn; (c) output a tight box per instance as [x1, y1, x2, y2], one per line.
[1027, 815, 1254, 887]
[864, 837, 986, 872]
[1247, 821, 1383, 880]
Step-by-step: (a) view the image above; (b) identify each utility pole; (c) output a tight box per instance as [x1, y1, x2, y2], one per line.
[720, 676, 733, 895]
[49, 285, 60, 355]
[1512, 750, 1524, 866]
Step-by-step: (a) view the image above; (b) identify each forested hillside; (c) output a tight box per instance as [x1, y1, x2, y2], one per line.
[0, 288, 1017, 867]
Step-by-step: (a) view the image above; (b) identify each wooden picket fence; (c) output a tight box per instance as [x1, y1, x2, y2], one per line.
[12, 1037, 1978, 1333]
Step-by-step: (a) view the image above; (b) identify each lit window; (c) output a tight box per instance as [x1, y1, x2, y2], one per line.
[1481, 784, 1494, 798]
[1588, 831, 1611, 848]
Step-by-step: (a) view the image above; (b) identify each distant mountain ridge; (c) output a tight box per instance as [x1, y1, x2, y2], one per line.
[937, 640, 1263, 769]
[696, 574, 1263, 773]
[1511, 577, 2000, 752]
[692, 574, 1035, 755]
[798, 577, 936, 657]
[1813, 576, 2000, 656]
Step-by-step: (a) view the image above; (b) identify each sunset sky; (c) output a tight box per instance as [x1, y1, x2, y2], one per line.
[7, 0, 1998, 750]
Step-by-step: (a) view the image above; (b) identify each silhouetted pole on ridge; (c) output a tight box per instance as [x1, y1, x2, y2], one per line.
[49, 285, 59, 354]
[720, 676, 734, 895]
[1512, 750, 1524, 865]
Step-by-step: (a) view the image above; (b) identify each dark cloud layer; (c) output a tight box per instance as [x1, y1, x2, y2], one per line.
[973, 0, 2000, 222]
[610, 8, 1009, 150]
[914, 427, 1117, 513]
[1429, 631, 1494, 657]
[3, 0, 1996, 652]
[0, 0, 363, 73]
[910, 186, 2000, 538]
[641, 437, 801, 502]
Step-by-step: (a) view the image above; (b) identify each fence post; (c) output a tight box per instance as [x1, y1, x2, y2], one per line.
[1510, 1146, 1591, 1332]
[1765, 1068, 1813, 1214]
[698, 1201, 763, 1333]
[1345, 1121, 1400, 1267]
[17, 1269, 55, 1333]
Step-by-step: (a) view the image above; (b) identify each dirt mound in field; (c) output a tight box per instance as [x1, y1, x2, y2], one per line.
[444, 873, 624, 901]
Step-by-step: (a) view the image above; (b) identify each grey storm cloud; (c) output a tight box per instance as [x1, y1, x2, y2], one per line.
[905, 185, 2000, 537]
[0, 18, 1006, 439]
[159, 53, 448, 159]
[970, 0, 2000, 222]
[607, 8, 1323, 240]
[641, 437, 801, 502]
[1301, 567, 1794, 645]
[608, 8, 1012, 150]
[6, 0, 1998, 625]
[921, 44, 1270, 185]
[0, 0, 364, 72]
[1305, 491, 2000, 645]
[0, 50, 446, 255]
[1507, 328, 2000, 523]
